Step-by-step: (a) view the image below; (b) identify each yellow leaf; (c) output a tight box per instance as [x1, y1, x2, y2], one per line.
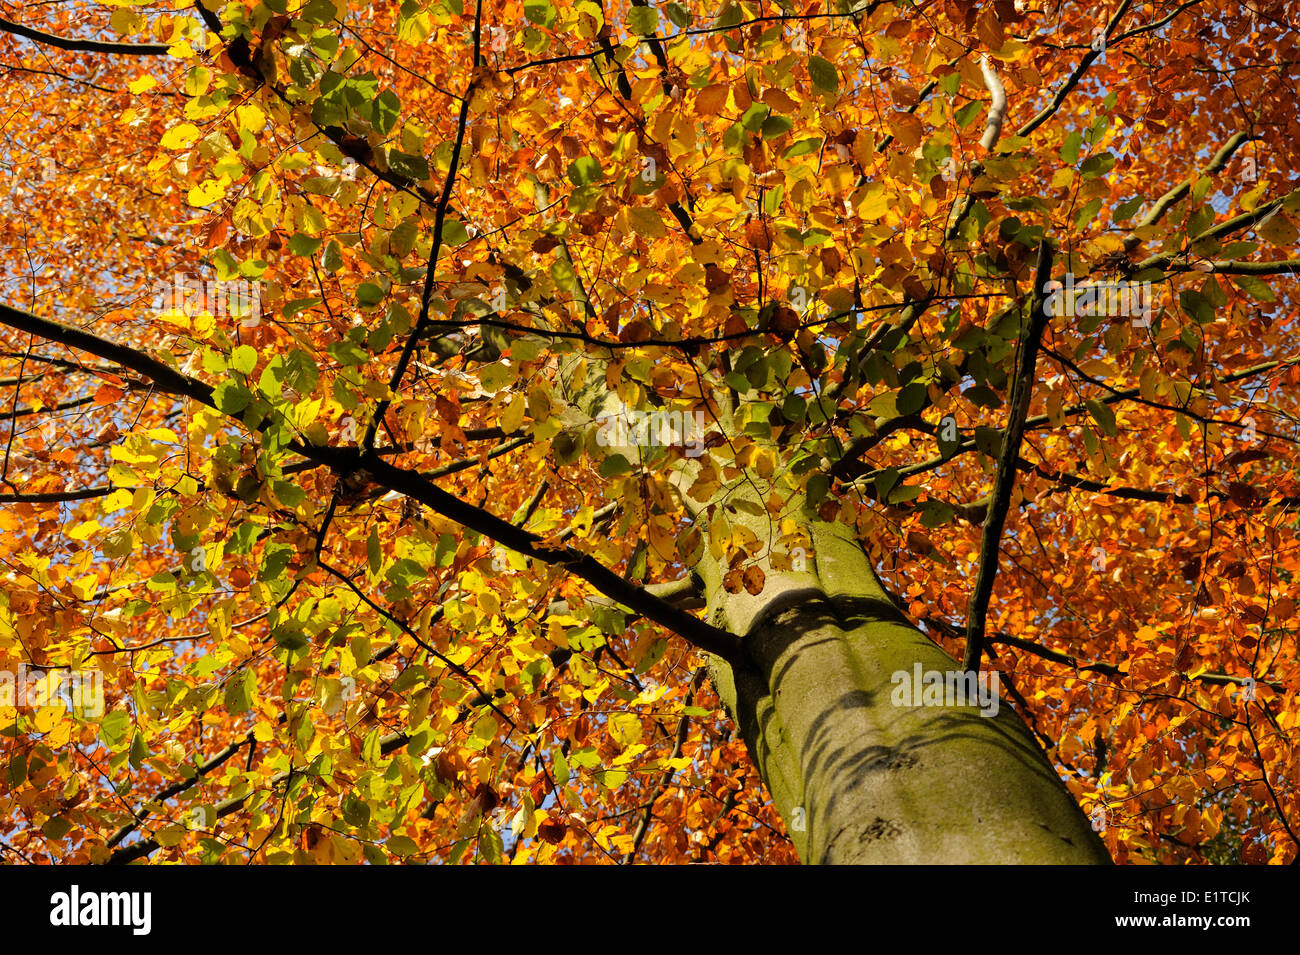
[187, 178, 227, 207]
[129, 75, 157, 94]
[160, 122, 201, 150]
[34, 705, 62, 734]
[236, 103, 267, 134]
[855, 183, 890, 221]
[154, 825, 187, 847]
[501, 393, 526, 434]
[67, 519, 101, 541]
[1258, 212, 1298, 246]
[610, 712, 641, 745]
[627, 206, 666, 238]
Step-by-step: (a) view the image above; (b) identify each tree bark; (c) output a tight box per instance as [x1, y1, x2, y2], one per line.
[693, 489, 1111, 864]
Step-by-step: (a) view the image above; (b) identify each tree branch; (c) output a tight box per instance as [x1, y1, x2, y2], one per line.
[0, 301, 744, 664]
[0, 16, 171, 55]
[963, 239, 1054, 672]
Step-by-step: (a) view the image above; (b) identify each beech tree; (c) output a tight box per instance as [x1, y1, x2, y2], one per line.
[1, 0, 1298, 865]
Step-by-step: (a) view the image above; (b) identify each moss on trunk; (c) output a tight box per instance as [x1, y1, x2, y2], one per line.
[695, 493, 1110, 864]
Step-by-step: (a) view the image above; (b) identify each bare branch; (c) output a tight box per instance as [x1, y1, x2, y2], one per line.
[963, 239, 1054, 673]
[0, 16, 171, 55]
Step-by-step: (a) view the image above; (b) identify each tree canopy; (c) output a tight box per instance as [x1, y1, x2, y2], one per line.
[1, 0, 1298, 864]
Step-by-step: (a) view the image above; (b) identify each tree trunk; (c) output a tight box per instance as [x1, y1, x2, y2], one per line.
[562, 363, 1108, 863]
[694, 495, 1111, 864]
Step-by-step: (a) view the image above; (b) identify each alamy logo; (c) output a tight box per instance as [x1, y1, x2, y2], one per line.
[594, 409, 709, 458]
[890, 664, 1000, 717]
[151, 274, 261, 326]
[1044, 273, 1152, 323]
[49, 885, 151, 935]
[0, 665, 103, 716]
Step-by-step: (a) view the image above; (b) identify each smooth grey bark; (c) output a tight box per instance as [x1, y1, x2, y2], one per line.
[694, 492, 1112, 865]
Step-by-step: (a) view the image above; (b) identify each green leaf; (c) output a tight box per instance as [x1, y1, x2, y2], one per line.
[627, 5, 657, 34]
[472, 713, 498, 742]
[760, 114, 794, 139]
[386, 150, 429, 182]
[920, 500, 956, 528]
[808, 55, 839, 93]
[342, 794, 371, 829]
[1179, 289, 1214, 324]
[387, 835, 419, 856]
[1074, 198, 1103, 231]
[271, 626, 309, 652]
[874, 467, 900, 501]
[762, 183, 785, 213]
[597, 453, 633, 478]
[370, 89, 401, 136]
[214, 381, 253, 414]
[434, 533, 457, 567]
[567, 156, 603, 186]
[1113, 195, 1144, 220]
[665, 2, 691, 27]
[386, 558, 427, 589]
[552, 747, 570, 785]
[357, 282, 386, 307]
[714, 1, 742, 29]
[1086, 398, 1117, 436]
[525, 0, 557, 27]
[300, 0, 336, 24]
[228, 521, 260, 554]
[99, 711, 130, 749]
[288, 233, 323, 257]
[782, 394, 807, 422]
[282, 296, 322, 318]
[897, 381, 927, 416]
[128, 730, 149, 769]
[322, 240, 343, 272]
[440, 219, 469, 246]
[7, 752, 25, 788]
[1079, 152, 1116, 179]
[963, 384, 1001, 409]
[888, 484, 923, 504]
[230, 345, 258, 375]
[272, 479, 306, 508]
[782, 137, 821, 159]
[390, 220, 418, 257]
[956, 100, 983, 129]
[974, 425, 1002, 459]
[260, 542, 295, 581]
[740, 103, 769, 132]
[1232, 274, 1277, 302]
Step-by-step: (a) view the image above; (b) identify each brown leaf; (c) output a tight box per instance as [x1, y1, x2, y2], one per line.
[704, 264, 730, 293]
[94, 384, 125, 406]
[744, 219, 771, 251]
[473, 782, 499, 814]
[770, 306, 800, 339]
[538, 817, 567, 844]
[618, 319, 652, 343]
[1227, 481, 1260, 506]
[742, 565, 765, 595]
[906, 530, 934, 556]
[1225, 447, 1270, 466]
